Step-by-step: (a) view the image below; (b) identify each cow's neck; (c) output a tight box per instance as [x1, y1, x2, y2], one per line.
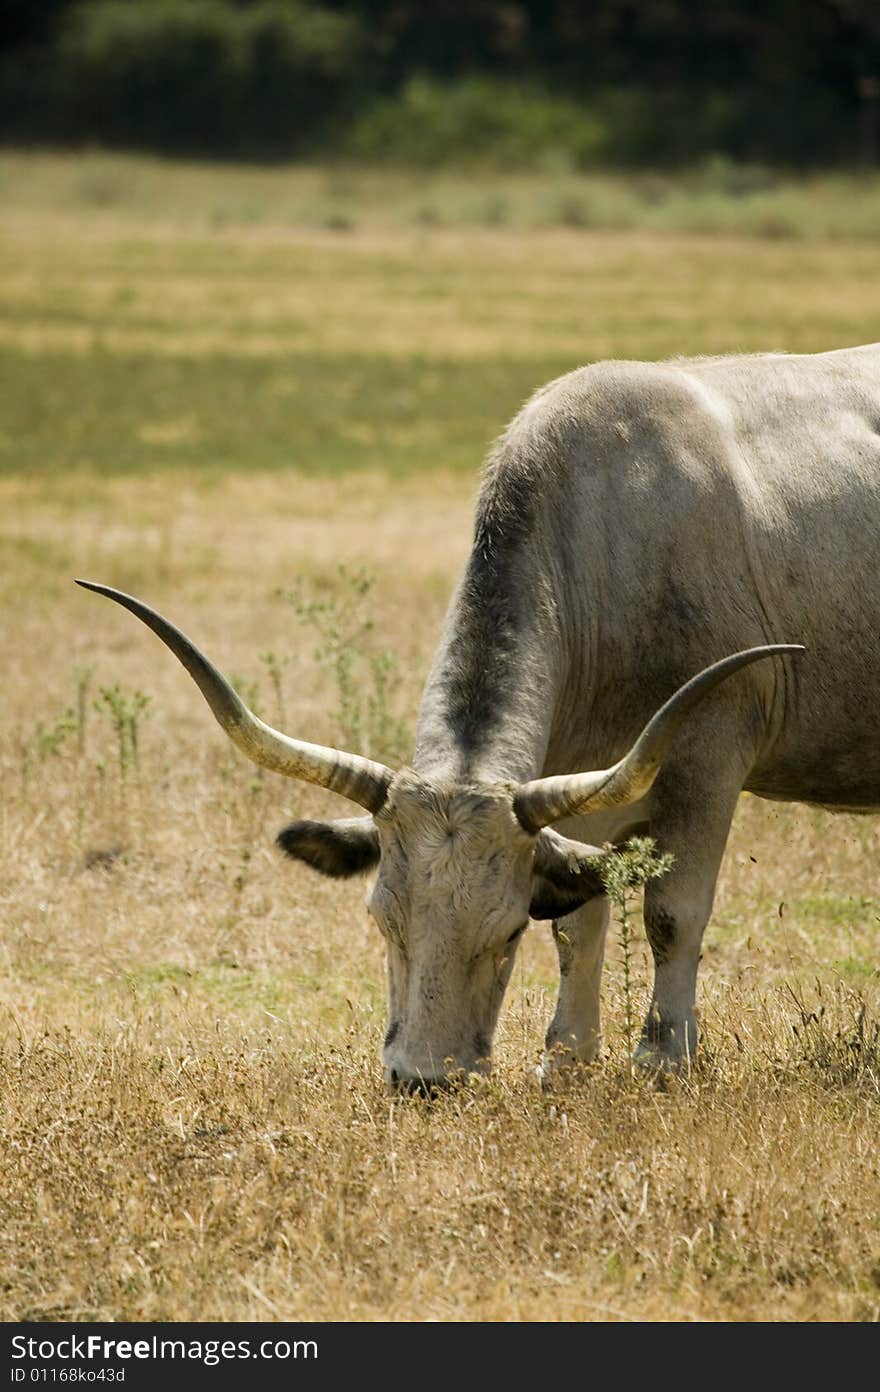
[412, 510, 563, 786]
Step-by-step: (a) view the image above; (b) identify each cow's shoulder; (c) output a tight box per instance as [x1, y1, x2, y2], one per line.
[512, 357, 731, 442]
[495, 360, 733, 495]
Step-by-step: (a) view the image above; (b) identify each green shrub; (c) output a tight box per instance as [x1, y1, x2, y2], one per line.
[53, 0, 364, 156]
[0, 0, 868, 167]
[348, 75, 605, 171]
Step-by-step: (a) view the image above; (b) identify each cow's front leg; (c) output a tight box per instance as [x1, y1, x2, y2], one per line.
[541, 896, 610, 1081]
[636, 890, 710, 1070]
[635, 765, 742, 1072]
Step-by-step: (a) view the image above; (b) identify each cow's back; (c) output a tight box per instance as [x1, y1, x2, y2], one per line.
[502, 345, 880, 805]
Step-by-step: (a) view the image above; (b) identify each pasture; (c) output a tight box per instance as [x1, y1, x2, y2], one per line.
[2, 153, 880, 1323]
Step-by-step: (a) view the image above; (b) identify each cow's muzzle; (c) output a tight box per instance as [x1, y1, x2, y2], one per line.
[387, 1069, 455, 1097]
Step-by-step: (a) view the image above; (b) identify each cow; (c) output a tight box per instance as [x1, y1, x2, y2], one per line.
[79, 342, 880, 1089]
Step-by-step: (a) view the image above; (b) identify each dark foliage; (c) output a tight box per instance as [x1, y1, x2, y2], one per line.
[1, 0, 879, 165]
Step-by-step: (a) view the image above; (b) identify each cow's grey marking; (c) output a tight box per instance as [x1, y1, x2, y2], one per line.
[436, 443, 544, 763]
[473, 1030, 492, 1061]
[645, 906, 677, 967]
[79, 340, 880, 1087]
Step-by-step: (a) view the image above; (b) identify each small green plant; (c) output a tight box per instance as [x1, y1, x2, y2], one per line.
[32, 714, 76, 760]
[19, 709, 78, 799]
[281, 565, 412, 764]
[94, 684, 151, 782]
[596, 836, 674, 1063]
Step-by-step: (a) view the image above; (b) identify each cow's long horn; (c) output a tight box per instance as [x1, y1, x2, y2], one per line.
[76, 581, 394, 812]
[513, 645, 804, 832]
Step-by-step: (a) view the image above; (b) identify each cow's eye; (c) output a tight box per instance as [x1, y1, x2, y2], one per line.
[374, 916, 407, 955]
[367, 887, 406, 950]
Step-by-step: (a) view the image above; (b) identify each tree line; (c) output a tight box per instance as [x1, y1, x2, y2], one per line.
[2, 0, 879, 166]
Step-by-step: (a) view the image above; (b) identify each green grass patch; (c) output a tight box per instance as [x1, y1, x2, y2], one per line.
[716, 891, 879, 937]
[4, 161, 880, 486]
[3, 956, 388, 1028]
[0, 533, 74, 571]
[4, 152, 880, 239]
[831, 956, 879, 988]
[0, 347, 568, 478]
[792, 893, 879, 928]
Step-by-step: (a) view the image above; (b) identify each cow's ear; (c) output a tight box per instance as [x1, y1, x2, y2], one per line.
[529, 828, 609, 920]
[276, 816, 380, 878]
[528, 877, 591, 921]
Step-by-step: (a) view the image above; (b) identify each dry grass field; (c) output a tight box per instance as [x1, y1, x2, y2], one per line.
[2, 154, 880, 1324]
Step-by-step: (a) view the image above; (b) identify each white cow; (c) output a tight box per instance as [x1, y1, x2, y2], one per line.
[82, 341, 880, 1087]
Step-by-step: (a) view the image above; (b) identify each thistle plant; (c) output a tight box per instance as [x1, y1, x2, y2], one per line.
[282, 564, 412, 764]
[596, 836, 674, 1063]
[94, 684, 151, 783]
[19, 709, 77, 800]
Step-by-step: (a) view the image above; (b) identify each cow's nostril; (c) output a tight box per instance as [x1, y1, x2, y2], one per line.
[388, 1069, 461, 1097]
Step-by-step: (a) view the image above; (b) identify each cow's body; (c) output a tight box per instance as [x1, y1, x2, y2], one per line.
[421, 343, 880, 806]
[80, 342, 880, 1087]
[397, 342, 880, 1077]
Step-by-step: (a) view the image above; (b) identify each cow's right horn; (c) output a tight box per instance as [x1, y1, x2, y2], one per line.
[513, 644, 804, 832]
[76, 581, 394, 813]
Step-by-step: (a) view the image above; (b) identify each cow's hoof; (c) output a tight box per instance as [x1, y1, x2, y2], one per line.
[631, 1040, 695, 1077]
[538, 1042, 598, 1090]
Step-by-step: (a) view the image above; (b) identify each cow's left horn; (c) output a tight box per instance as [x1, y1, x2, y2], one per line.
[76, 581, 394, 813]
[513, 644, 804, 832]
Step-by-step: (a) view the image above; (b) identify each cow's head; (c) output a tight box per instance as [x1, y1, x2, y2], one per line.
[77, 580, 800, 1091]
[278, 772, 612, 1087]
